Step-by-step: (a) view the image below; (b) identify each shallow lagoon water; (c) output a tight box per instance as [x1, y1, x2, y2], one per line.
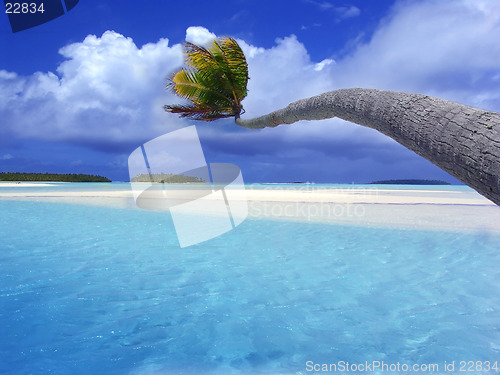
[1, 190, 500, 374]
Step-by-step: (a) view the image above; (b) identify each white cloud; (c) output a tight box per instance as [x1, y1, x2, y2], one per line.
[334, 5, 360, 20]
[314, 58, 335, 71]
[306, 0, 335, 11]
[1, 0, 500, 157]
[238, 34, 336, 117]
[0, 31, 185, 147]
[306, 1, 360, 20]
[335, 0, 500, 109]
[185, 26, 217, 46]
[231, 35, 377, 146]
[1, 154, 14, 160]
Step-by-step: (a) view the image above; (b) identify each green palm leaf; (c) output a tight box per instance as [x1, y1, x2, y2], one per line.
[169, 69, 233, 106]
[164, 36, 249, 122]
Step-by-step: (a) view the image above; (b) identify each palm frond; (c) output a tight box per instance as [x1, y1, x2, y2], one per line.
[184, 40, 240, 100]
[164, 36, 249, 121]
[184, 42, 219, 72]
[214, 38, 248, 101]
[169, 69, 233, 106]
[163, 103, 235, 121]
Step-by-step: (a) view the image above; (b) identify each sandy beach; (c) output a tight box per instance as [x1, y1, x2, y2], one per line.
[1, 183, 499, 233]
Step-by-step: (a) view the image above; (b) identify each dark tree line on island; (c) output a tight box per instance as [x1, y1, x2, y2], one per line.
[370, 179, 451, 185]
[0, 172, 111, 182]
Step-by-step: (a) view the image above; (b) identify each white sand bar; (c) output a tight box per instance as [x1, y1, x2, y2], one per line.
[1, 184, 499, 233]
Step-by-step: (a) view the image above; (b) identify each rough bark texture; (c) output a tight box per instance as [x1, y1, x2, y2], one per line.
[235, 88, 500, 206]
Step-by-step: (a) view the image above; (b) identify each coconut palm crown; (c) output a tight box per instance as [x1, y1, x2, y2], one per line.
[164, 37, 249, 121]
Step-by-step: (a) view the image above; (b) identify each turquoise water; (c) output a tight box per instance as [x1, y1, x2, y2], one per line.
[1, 191, 500, 374]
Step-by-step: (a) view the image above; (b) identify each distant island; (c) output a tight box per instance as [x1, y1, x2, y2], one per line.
[131, 173, 205, 183]
[370, 179, 451, 185]
[0, 172, 111, 182]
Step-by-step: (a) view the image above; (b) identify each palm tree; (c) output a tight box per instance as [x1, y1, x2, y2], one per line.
[164, 37, 248, 121]
[165, 39, 500, 206]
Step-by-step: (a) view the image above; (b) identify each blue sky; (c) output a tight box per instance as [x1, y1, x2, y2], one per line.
[1, 0, 500, 182]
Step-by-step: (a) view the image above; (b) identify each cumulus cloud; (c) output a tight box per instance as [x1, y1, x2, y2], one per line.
[335, 0, 500, 109]
[185, 26, 217, 46]
[0, 31, 185, 150]
[1, 0, 500, 180]
[238, 34, 337, 116]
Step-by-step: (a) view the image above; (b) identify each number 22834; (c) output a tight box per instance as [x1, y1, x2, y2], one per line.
[5, 3, 45, 14]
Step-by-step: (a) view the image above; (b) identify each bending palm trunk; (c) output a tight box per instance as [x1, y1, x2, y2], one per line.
[235, 88, 500, 206]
